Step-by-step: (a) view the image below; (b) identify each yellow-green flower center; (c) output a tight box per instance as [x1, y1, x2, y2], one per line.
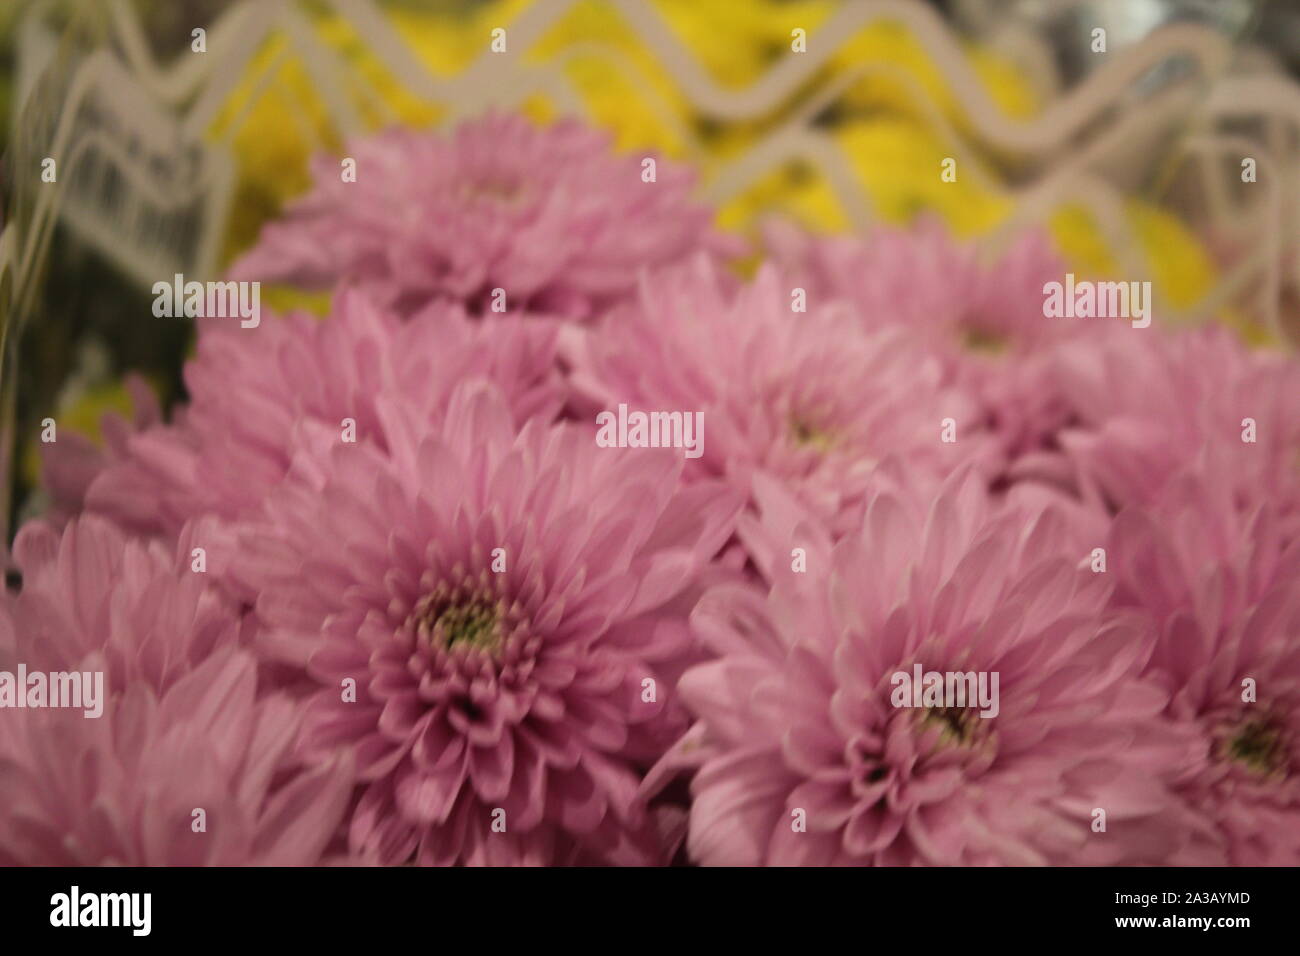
[790, 415, 835, 453]
[959, 326, 1009, 354]
[920, 705, 981, 746]
[410, 587, 505, 656]
[1221, 717, 1288, 777]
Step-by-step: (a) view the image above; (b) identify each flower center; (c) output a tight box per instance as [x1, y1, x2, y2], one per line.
[918, 706, 983, 747]
[1219, 716, 1289, 777]
[789, 415, 835, 453]
[410, 586, 505, 656]
[959, 325, 1009, 354]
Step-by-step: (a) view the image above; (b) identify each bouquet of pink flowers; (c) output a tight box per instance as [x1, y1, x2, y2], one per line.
[8, 113, 1299, 866]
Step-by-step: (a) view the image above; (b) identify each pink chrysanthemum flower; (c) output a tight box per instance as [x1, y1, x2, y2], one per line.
[73, 291, 563, 541]
[230, 114, 736, 318]
[1047, 325, 1300, 537]
[764, 218, 1067, 355]
[0, 516, 351, 865]
[763, 218, 1124, 475]
[233, 380, 741, 865]
[1109, 465, 1300, 864]
[666, 471, 1205, 865]
[571, 258, 993, 537]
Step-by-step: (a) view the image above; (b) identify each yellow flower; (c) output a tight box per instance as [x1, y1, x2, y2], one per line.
[211, 33, 338, 260]
[652, 0, 833, 89]
[1048, 201, 1216, 312]
[527, 1, 697, 157]
[681, 11, 1036, 238]
[1051, 200, 1281, 341]
[828, 20, 1038, 123]
[717, 117, 1011, 236]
